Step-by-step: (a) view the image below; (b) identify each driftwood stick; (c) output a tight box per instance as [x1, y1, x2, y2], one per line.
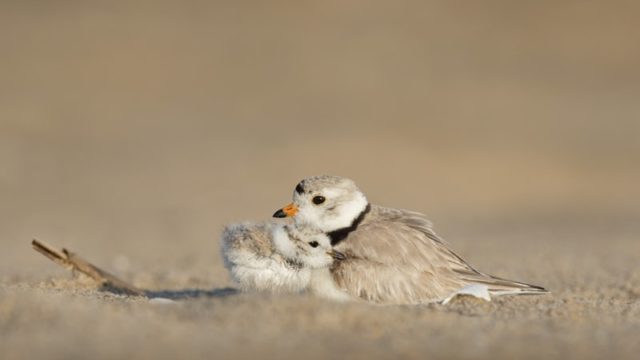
[32, 239, 146, 297]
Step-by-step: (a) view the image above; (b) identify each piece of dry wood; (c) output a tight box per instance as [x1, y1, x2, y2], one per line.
[32, 239, 146, 297]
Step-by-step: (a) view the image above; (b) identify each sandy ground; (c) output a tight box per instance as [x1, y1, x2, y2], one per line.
[1, 1, 640, 359]
[2, 218, 640, 360]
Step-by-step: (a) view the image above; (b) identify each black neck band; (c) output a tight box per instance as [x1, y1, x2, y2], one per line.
[327, 204, 371, 246]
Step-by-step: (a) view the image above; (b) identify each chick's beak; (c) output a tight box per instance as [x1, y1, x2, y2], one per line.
[328, 249, 347, 261]
[273, 203, 298, 218]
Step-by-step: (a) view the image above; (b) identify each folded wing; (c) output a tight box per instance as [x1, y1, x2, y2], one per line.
[331, 206, 547, 304]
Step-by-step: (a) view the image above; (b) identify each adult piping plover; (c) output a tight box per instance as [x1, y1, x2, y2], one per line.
[273, 175, 548, 305]
[220, 220, 345, 295]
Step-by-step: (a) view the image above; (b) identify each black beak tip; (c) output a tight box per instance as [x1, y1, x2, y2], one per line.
[332, 251, 347, 261]
[273, 209, 287, 218]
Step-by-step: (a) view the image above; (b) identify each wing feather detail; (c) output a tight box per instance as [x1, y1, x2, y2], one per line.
[331, 205, 547, 304]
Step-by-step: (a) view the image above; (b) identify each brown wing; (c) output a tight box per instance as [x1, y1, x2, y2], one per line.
[331, 206, 545, 304]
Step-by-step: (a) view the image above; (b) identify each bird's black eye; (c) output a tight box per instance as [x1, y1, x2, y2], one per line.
[312, 196, 325, 205]
[308, 241, 319, 248]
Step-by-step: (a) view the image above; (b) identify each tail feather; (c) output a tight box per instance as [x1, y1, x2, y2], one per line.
[459, 271, 549, 296]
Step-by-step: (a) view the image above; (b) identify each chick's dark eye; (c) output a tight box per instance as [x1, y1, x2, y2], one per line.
[312, 196, 325, 205]
[308, 241, 319, 248]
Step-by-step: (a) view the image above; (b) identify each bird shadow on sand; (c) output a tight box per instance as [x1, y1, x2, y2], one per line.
[143, 287, 240, 300]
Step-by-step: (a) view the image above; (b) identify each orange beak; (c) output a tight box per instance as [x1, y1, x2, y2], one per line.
[273, 203, 298, 218]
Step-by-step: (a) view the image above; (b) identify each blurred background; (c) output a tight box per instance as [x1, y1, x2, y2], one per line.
[1, 0, 639, 278]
